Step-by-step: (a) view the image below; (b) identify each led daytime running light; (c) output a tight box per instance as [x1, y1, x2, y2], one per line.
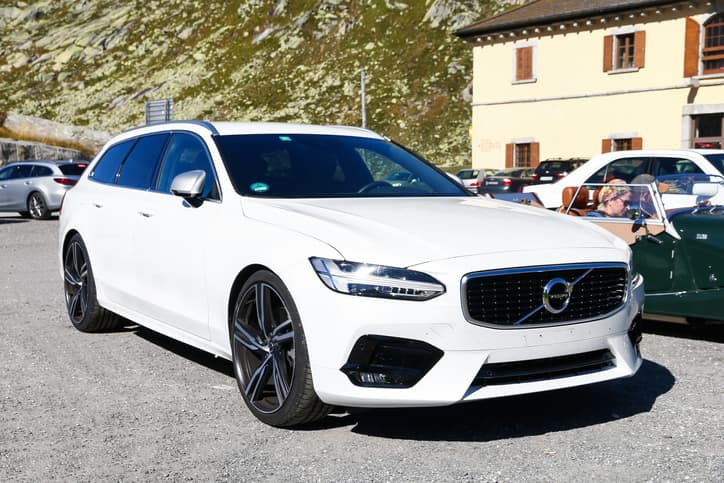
[310, 258, 445, 301]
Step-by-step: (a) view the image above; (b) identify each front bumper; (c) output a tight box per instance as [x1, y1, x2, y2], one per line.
[295, 253, 645, 408]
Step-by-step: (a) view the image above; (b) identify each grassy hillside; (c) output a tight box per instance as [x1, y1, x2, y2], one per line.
[0, 0, 515, 167]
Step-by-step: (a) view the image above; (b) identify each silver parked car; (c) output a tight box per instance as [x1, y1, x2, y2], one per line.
[0, 161, 88, 219]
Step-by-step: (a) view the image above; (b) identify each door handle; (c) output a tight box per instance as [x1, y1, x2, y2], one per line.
[0, 184, 6, 189]
[138, 211, 154, 218]
[24, 181, 32, 185]
[92, 203, 103, 208]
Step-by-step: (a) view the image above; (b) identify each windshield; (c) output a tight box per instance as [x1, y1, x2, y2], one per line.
[214, 134, 469, 198]
[703, 153, 724, 174]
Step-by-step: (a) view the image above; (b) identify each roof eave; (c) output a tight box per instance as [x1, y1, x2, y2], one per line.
[454, 0, 681, 40]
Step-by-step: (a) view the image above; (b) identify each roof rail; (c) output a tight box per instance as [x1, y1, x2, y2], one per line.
[122, 120, 219, 136]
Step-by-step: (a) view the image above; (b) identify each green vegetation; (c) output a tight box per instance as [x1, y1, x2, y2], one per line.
[0, 0, 514, 168]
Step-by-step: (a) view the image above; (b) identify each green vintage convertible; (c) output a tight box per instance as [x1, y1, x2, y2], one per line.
[559, 174, 723, 324]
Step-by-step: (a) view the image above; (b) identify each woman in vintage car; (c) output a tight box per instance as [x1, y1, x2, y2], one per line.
[562, 174, 724, 325]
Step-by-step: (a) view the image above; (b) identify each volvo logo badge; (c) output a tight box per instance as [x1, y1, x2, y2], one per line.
[542, 278, 573, 314]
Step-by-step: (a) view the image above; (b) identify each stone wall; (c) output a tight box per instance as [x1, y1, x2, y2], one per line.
[0, 138, 88, 167]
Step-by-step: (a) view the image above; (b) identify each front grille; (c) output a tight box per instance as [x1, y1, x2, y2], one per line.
[464, 263, 627, 327]
[472, 349, 616, 386]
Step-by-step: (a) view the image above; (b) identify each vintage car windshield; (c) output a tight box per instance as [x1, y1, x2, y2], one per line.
[564, 183, 662, 220]
[703, 153, 724, 175]
[214, 134, 469, 198]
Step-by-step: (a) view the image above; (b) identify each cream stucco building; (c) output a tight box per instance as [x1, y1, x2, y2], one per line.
[456, 0, 724, 170]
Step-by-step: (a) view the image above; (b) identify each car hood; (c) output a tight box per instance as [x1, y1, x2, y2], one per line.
[241, 196, 623, 267]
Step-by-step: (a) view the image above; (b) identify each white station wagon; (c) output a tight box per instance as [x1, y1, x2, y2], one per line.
[59, 121, 644, 427]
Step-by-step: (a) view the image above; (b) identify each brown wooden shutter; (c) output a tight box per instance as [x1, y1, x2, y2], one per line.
[602, 139, 612, 153]
[603, 35, 613, 72]
[684, 17, 700, 77]
[530, 142, 540, 167]
[505, 143, 514, 168]
[634, 31, 646, 68]
[516, 47, 533, 80]
[631, 137, 643, 150]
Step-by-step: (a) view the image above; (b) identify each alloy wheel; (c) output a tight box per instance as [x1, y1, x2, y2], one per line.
[64, 240, 88, 324]
[232, 282, 295, 414]
[29, 193, 48, 219]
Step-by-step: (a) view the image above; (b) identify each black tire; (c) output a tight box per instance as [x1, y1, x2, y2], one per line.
[231, 270, 331, 427]
[28, 192, 51, 220]
[63, 233, 120, 332]
[17, 211, 31, 218]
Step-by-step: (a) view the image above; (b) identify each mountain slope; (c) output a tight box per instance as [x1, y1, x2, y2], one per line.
[0, 0, 516, 166]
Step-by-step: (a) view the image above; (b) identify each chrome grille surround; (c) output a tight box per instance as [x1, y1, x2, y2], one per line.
[461, 263, 629, 329]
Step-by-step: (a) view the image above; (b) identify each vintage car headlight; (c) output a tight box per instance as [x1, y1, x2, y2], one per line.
[310, 257, 445, 301]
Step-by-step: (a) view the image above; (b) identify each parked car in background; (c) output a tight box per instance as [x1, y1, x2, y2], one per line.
[478, 167, 534, 195]
[455, 168, 497, 191]
[0, 160, 88, 219]
[559, 174, 724, 325]
[530, 158, 588, 184]
[525, 150, 724, 208]
[59, 120, 643, 427]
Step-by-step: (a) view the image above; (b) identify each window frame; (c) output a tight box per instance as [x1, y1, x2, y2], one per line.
[512, 42, 536, 84]
[153, 131, 222, 202]
[703, 13, 724, 75]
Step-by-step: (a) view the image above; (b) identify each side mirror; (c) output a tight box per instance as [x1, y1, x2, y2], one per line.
[692, 182, 719, 197]
[171, 170, 206, 206]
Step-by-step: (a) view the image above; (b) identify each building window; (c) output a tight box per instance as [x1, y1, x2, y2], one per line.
[515, 143, 531, 167]
[613, 138, 632, 151]
[505, 141, 539, 167]
[602, 137, 642, 153]
[693, 113, 724, 148]
[604, 31, 645, 72]
[514, 46, 534, 82]
[616, 34, 635, 69]
[703, 14, 724, 75]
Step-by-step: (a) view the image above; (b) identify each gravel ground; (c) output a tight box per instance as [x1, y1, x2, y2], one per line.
[0, 215, 722, 482]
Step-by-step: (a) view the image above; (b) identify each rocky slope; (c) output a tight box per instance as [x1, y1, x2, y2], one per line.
[0, 0, 517, 167]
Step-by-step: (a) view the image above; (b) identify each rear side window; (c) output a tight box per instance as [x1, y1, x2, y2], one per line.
[15, 164, 33, 179]
[91, 140, 135, 184]
[30, 165, 53, 177]
[59, 164, 87, 176]
[653, 157, 703, 176]
[703, 154, 724, 174]
[116, 134, 170, 190]
[586, 158, 649, 183]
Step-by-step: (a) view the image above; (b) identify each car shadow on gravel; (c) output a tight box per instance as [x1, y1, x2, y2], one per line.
[302, 359, 675, 441]
[123, 323, 675, 440]
[132, 325, 235, 377]
[0, 216, 29, 225]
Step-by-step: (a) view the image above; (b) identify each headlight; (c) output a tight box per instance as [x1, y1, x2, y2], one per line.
[310, 257, 445, 301]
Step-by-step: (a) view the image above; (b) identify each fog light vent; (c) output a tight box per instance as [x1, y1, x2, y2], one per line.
[341, 335, 443, 388]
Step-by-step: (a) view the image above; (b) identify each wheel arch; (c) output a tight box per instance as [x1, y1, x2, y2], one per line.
[62, 229, 81, 257]
[227, 264, 273, 330]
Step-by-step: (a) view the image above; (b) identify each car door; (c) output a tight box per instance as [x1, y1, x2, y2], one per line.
[0, 165, 18, 209]
[3, 164, 35, 210]
[132, 132, 222, 339]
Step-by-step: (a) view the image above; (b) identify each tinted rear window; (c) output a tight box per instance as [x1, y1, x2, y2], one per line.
[91, 139, 136, 184]
[59, 164, 87, 176]
[116, 134, 169, 190]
